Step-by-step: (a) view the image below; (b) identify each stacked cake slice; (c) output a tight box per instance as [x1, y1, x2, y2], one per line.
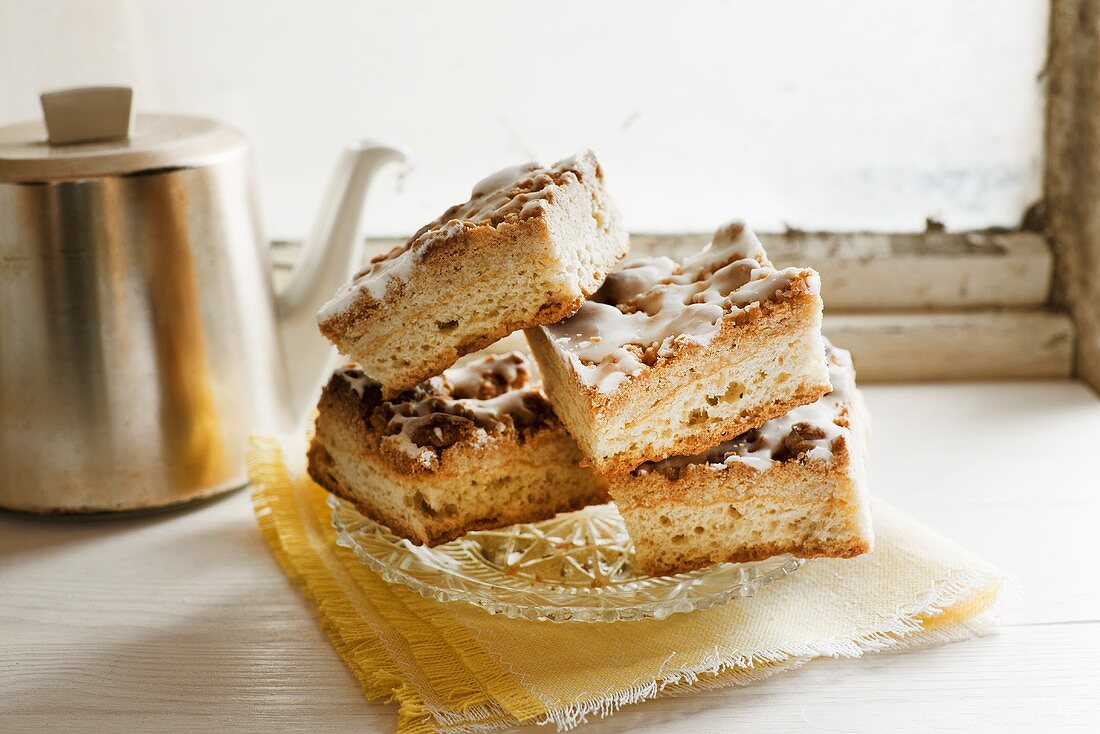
[308, 352, 607, 546]
[605, 343, 872, 575]
[317, 150, 628, 397]
[309, 150, 873, 573]
[524, 221, 831, 474]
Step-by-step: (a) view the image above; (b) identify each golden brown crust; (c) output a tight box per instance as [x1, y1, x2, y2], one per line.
[310, 362, 561, 476]
[306, 363, 609, 546]
[306, 438, 436, 540]
[616, 460, 871, 576]
[317, 217, 555, 340]
[370, 292, 586, 399]
[567, 278, 821, 417]
[317, 152, 629, 397]
[612, 442, 850, 508]
[607, 367, 872, 576]
[528, 286, 831, 474]
[320, 218, 623, 398]
[632, 534, 871, 577]
[309, 437, 605, 546]
[591, 382, 829, 475]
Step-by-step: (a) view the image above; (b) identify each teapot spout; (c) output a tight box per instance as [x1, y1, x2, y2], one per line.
[275, 140, 406, 425]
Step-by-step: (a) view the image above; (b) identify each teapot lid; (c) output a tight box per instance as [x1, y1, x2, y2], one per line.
[0, 86, 248, 184]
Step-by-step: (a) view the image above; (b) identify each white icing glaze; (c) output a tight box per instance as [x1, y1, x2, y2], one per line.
[471, 162, 539, 197]
[637, 343, 855, 476]
[336, 367, 372, 398]
[542, 221, 817, 393]
[441, 352, 525, 398]
[317, 151, 600, 321]
[385, 389, 535, 440]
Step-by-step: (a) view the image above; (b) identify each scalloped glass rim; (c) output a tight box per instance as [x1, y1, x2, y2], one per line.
[330, 497, 805, 622]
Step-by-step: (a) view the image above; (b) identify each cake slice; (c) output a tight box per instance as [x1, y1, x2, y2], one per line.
[608, 343, 873, 576]
[317, 150, 628, 397]
[307, 352, 608, 546]
[525, 221, 830, 475]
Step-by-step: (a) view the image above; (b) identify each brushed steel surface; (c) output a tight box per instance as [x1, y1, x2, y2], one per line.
[0, 152, 293, 512]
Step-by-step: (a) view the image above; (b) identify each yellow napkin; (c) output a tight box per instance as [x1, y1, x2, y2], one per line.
[249, 435, 1008, 733]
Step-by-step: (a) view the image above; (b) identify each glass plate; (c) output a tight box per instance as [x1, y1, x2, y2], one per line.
[331, 497, 804, 622]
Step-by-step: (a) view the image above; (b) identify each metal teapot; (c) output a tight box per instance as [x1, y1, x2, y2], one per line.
[0, 86, 404, 513]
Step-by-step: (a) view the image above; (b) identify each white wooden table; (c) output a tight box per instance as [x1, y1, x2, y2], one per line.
[3, 381, 1099, 733]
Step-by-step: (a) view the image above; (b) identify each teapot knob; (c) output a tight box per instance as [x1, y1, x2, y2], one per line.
[40, 86, 134, 145]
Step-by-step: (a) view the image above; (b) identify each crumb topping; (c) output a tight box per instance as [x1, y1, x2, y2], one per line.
[317, 151, 602, 321]
[334, 352, 554, 471]
[635, 343, 854, 479]
[541, 221, 820, 393]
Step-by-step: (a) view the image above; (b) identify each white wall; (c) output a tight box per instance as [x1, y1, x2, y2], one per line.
[0, 0, 1047, 238]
